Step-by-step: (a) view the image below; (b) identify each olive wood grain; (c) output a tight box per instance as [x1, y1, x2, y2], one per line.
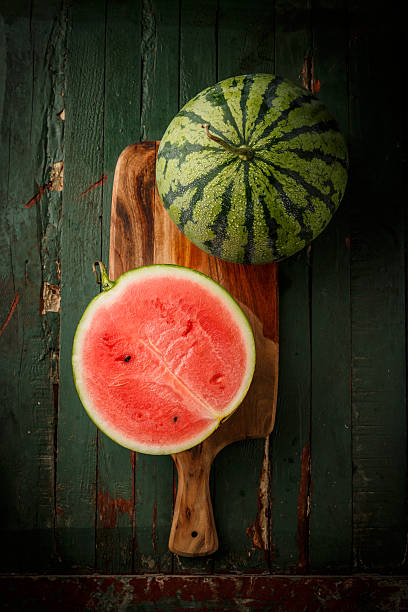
[109, 142, 279, 557]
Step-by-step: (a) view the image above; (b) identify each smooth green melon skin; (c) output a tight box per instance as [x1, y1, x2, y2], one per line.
[156, 73, 348, 265]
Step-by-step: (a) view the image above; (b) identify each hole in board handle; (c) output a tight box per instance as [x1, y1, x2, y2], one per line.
[191, 531, 198, 538]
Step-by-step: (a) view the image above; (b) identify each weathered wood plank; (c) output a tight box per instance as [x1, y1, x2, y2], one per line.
[0, 0, 65, 571]
[0, 1, 43, 572]
[57, 0, 106, 571]
[179, 0, 216, 107]
[214, 0, 275, 573]
[309, 0, 352, 572]
[96, 0, 142, 574]
[217, 0, 274, 78]
[131, 0, 179, 572]
[348, 0, 406, 570]
[140, 0, 180, 142]
[1, 574, 408, 611]
[271, 0, 312, 573]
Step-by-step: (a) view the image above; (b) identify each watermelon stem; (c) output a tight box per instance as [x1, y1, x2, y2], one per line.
[201, 124, 254, 161]
[93, 261, 114, 292]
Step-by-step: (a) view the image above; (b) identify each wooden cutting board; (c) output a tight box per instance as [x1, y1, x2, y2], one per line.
[109, 142, 279, 557]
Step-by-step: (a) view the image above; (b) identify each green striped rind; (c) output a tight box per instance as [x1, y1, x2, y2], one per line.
[156, 74, 348, 264]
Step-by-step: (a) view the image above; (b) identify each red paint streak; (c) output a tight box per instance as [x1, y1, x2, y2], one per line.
[245, 439, 274, 565]
[24, 182, 52, 208]
[97, 490, 133, 529]
[0, 292, 20, 338]
[246, 475, 269, 555]
[311, 79, 321, 94]
[55, 506, 64, 516]
[246, 524, 255, 542]
[345, 236, 351, 249]
[296, 441, 311, 572]
[301, 56, 321, 94]
[77, 173, 108, 199]
[152, 503, 158, 554]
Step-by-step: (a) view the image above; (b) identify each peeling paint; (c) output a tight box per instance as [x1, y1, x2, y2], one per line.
[301, 56, 321, 94]
[246, 437, 271, 558]
[56, 260, 61, 282]
[0, 292, 20, 338]
[77, 173, 108, 199]
[49, 353, 60, 385]
[98, 490, 134, 529]
[49, 161, 64, 191]
[41, 282, 61, 314]
[312, 79, 321, 94]
[141, 555, 155, 570]
[57, 108, 65, 121]
[297, 441, 311, 572]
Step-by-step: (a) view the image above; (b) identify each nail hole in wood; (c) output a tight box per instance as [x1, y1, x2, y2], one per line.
[191, 531, 198, 538]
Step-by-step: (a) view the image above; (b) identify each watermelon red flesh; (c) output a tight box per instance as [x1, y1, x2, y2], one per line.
[73, 267, 255, 454]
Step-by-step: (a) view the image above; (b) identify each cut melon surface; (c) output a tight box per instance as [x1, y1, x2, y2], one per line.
[72, 265, 256, 454]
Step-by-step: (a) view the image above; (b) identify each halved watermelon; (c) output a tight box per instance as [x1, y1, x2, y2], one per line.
[72, 263, 255, 454]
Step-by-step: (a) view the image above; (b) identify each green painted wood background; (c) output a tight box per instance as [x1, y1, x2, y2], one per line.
[0, 0, 406, 581]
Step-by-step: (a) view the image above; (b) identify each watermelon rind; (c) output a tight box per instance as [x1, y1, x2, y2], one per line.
[72, 264, 256, 455]
[156, 73, 348, 265]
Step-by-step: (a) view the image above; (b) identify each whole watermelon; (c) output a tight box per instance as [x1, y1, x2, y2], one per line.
[156, 74, 348, 265]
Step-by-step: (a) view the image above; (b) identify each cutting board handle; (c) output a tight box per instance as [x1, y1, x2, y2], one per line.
[169, 444, 218, 557]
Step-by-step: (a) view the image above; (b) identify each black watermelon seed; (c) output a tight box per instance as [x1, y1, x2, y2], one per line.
[124, 355, 131, 362]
